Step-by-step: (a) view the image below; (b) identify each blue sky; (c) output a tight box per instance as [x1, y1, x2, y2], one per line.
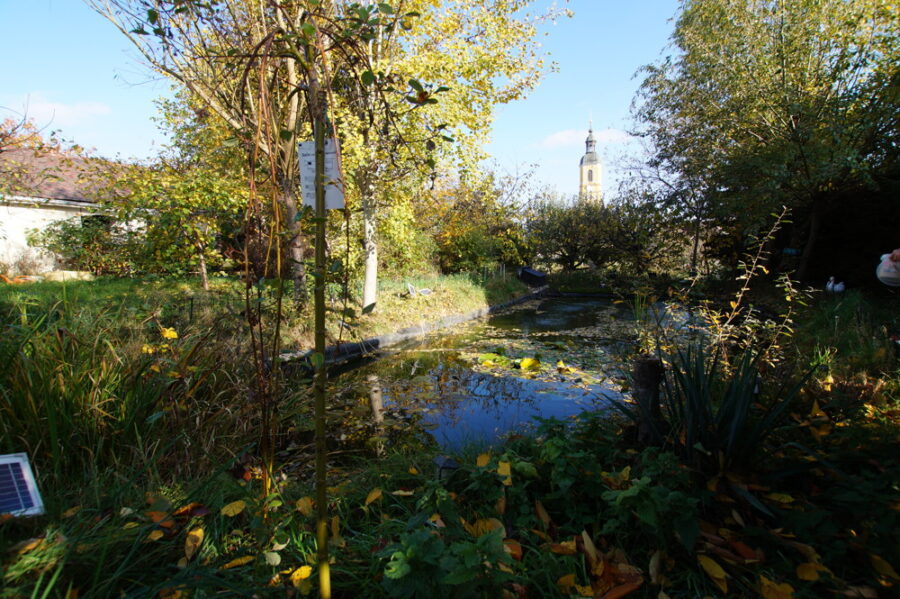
[0, 0, 679, 197]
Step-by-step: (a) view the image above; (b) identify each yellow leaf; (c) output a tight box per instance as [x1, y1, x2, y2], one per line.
[764, 493, 795, 504]
[574, 584, 594, 596]
[296, 496, 314, 517]
[730, 301, 738, 310]
[429, 513, 446, 528]
[185, 527, 204, 560]
[408, 467, 419, 475]
[391, 489, 414, 496]
[759, 575, 794, 599]
[557, 573, 576, 592]
[870, 554, 899, 580]
[147, 530, 164, 542]
[698, 555, 728, 593]
[535, 500, 551, 528]
[221, 500, 246, 517]
[471, 517, 506, 538]
[365, 488, 382, 506]
[161, 327, 178, 339]
[557, 360, 575, 373]
[221, 555, 254, 569]
[796, 562, 829, 581]
[476, 453, 491, 468]
[290, 566, 313, 588]
[520, 357, 540, 372]
[62, 506, 82, 518]
[123, 522, 139, 530]
[497, 461, 512, 486]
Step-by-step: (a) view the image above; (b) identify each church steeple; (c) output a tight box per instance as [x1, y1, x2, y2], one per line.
[579, 121, 602, 203]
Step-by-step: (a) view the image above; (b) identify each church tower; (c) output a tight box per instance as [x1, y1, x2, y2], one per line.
[579, 123, 602, 203]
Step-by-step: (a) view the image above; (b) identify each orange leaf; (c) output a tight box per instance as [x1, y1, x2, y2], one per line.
[600, 581, 642, 599]
[472, 518, 506, 538]
[550, 540, 578, 555]
[504, 539, 523, 561]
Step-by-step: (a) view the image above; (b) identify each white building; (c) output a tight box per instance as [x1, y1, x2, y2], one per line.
[578, 124, 602, 203]
[0, 148, 100, 274]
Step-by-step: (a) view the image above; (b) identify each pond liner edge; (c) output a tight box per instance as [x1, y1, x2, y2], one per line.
[281, 285, 550, 369]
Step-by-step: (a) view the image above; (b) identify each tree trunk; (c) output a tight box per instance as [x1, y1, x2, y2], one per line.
[796, 200, 822, 283]
[197, 243, 209, 291]
[279, 183, 308, 306]
[362, 185, 378, 312]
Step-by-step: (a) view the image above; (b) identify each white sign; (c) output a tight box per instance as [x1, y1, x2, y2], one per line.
[298, 138, 345, 209]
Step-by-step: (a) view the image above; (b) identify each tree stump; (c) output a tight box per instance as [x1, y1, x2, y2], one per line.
[632, 354, 665, 445]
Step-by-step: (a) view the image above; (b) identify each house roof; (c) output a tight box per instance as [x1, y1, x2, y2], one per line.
[0, 148, 109, 204]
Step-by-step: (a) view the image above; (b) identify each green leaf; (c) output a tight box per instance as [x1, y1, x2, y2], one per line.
[309, 352, 325, 370]
[361, 70, 376, 86]
[146, 9, 159, 24]
[377, 3, 394, 15]
[279, 129, 293, 141]
[408, 79, 424, 93]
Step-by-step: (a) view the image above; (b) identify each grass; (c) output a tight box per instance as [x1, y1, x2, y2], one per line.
[2, 274, 897, 598]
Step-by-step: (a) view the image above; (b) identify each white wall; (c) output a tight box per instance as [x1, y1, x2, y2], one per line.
[0, 198, 92, 274]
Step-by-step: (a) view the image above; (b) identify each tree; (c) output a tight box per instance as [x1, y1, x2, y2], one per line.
[634, 0, 900, 280]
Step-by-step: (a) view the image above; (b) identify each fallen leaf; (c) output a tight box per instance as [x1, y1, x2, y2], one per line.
[870, 553, 899, 580]
[796, 562, 829, 581]
[698, 555, 727, 593]
[184, 527, 204, 560]
[221, 500, 246, 517]
[147, 530, 165, 542]
[221, 555, 254, 569]
[408, 467, 419, 475]
[504, 539, 523, 561]
[649, 550, 662, 585]
[557, 573, 576, 592]
[62, 506, 82, 518]
[365, 488, 382, 506]
[838, 586, 878, 598]
[535, 500, 551, 528]
[551, 540, 578, 555]
[472, 517, 506, 538]
[764, 493, 795, 504]
[601, 581, 643, 599]
[582, 531, 600, 565]
[290, 565, 313, 588]
[477, 453, 491, 467]
[391, 489, 415, 496]
[296, 496, 314, 517]
[13, 538, 44, 554]
[263, 551, 281, 566]
[759, 575, 794, 599]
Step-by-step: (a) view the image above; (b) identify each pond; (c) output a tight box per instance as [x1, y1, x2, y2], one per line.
[338, 297, 639, 450]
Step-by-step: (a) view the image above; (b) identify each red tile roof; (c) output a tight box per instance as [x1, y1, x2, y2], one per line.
[0, 148, 108, 204]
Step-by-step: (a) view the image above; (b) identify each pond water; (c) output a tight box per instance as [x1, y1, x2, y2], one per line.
[339, 297, 638, 450]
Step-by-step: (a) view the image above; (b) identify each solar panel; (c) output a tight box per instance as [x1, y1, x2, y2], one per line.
[0, 453, 44, 516]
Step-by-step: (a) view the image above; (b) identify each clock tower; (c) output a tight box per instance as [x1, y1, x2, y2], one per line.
[579, 123, 602, 203]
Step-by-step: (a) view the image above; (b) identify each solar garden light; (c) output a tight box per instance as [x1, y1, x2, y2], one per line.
[433, 455, 460, 482]
[0, 453, 44, 517]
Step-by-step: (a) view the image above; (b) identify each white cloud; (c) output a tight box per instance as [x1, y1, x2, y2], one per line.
[537, 128, 633, 149]
[2, 93, 111, 129]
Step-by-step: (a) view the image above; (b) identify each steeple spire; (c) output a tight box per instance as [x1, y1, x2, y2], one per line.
[585, 122, 596, 154]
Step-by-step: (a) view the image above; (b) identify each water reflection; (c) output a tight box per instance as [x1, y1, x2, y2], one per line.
[342, 297, 626, 450]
